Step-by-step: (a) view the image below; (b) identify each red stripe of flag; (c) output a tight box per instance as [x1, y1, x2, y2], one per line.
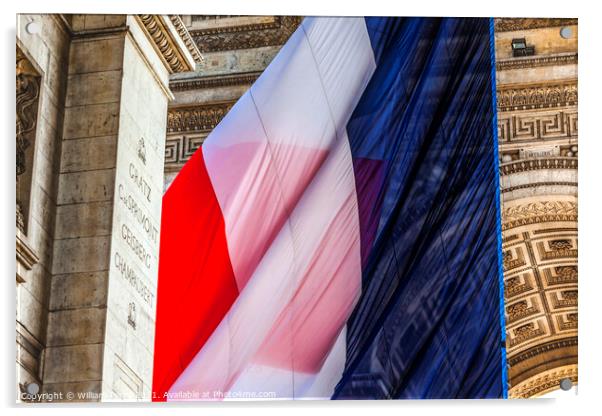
[152, 147, 239, 401]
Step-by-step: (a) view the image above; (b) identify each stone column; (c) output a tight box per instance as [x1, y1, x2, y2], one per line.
[43, 15, 199, 401]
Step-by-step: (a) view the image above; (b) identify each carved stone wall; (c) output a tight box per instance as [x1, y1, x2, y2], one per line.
[495, 18, 578, 398]
[17, 14, 71, 398]
[501, 199, 578, 394]
[16, 14, 197, 402]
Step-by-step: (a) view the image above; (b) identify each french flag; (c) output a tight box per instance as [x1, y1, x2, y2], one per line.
[153, 17, 505, 400]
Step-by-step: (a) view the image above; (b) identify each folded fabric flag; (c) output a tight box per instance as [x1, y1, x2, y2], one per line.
[152, 16, 505, 401]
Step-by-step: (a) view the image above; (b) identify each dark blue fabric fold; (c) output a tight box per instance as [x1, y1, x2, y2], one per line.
[333, 17, 504, 399]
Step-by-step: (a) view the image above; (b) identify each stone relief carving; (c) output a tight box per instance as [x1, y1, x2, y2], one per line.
[501, 201, 577, 230]
[497, 81, 577, 112]
[16, 47, 41, 234]
[167, 102, 235, 133]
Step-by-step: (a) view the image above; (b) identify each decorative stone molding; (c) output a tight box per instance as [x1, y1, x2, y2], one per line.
[500, 157, 577, 176]
[165, 134, 207, 171]
[494, 18, 577, 32]
[192, 15, 236, 22]
[509, 364, 577, 398]
[166, 101, 235, 133]
[191, 15, 280, 34]
[136, 15, 199, 73]
[497, 81, 577, 112]
[507, 337, 577, 367]
[498, 109, 577, 143]
[168, 15, 203, 64]
[502, 182, 577, 194]
[170, 71, 261, 92]
[190, 16, 302, 53]
[496, 53, 578, 71]
[501, 201, 577, 231]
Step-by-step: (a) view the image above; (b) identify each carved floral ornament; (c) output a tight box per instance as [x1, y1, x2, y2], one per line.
[497, 81, 577, 112]
[167, 102, 235, 133]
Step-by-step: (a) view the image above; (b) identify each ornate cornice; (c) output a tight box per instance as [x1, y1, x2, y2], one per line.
[496, 53, 578, 71]
[191, 15, 281, 35]
[495, 18, 577, 32]
[136, 15, 197, 73]
[190, 16, 302, 53]
[167, 101, 235, 133]
[500, 157, 577, 176]
[169, 15, 203, 64]
[170, 71, 261, 92]
[497, 80, 577, 112]
[509, 364, 577, 398]
[502, 201, 577, 231]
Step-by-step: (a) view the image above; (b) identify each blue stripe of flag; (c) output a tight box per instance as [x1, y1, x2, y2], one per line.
[334, 17, 504, 399]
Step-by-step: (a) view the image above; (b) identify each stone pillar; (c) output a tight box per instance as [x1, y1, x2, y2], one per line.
[16, 14, 71, 400]
[43, 15, 199, 401]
